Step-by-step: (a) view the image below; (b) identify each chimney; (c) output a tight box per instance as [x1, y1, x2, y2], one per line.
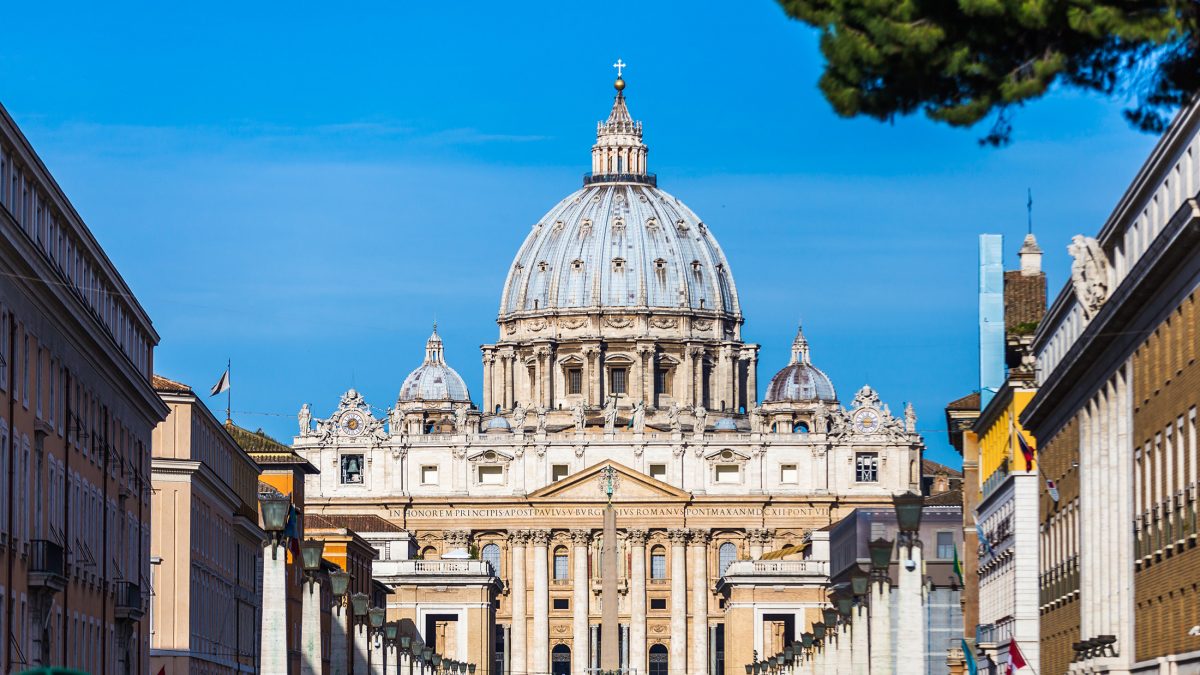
[1019, 233, 1043, 276]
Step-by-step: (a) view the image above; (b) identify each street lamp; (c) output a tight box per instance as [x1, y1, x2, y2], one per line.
[258, 492, 290, 556]
[801, 633, 813, 650]
[822, 606, 838, 628]
[329, 569, 350, 597]
[813, 622, 826, 641]
[850, 565, 870, 597]
[300, 539, 325, 575]
[369, 606, 386, 630]
[351, 592, 370, 619]
[893, 491, 924, 538]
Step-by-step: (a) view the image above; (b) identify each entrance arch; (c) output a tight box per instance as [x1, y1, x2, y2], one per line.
[649, 643, 668, 675]
[552, 644, 571, 675]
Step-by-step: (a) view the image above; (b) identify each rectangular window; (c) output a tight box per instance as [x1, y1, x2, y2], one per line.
[567, 368, 582, 395]
[649, 464, 667, 481]
[936, 531, 955, 560]
[650, 598, 667, 610]
[477, 465, 504, 485]
[420, 465, 439, 485]
[554, 553, 569, 580]
[610, 368, 627, 395]
[715, 464, 740, 484]
[651, 553, 666, 579]
[655, 368, 671, 396]
[855, 453, 879, 482]
[780, 464, 798, 484]
[551, 464, 569, 482]
[552, 598, 569, 611]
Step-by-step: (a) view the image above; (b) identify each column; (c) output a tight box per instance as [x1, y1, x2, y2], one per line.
[504, 353, 515, 410]
[683, 347, 696, 407]
[690, 530, 710, 675]
[747, 530, 766, 560]
[331, 603, 350, 675]
[301, 577, 323, 675]
[261, 543, 288, 675]
[571, 529, 591, 675]
[851, 605, 869, 675]
[583, 345, 598, 408]
[503, 624, 512, 675]
[590, 625, 600, 670]
[622, 624, 630, 673]
[532, 529, 551, 675]
[510, 531, 529, 675]
[895, 542, 925, 675]
[836, 622, 852, 675]
[628, 530, 648, 675]
[869, 579, 892, 675]
[747, 350, 758, 408]
[370, 634, 385, 675]
[353, 620, 370, 675]
[483, 352, 495, 412]
[668, 529, 690, 675]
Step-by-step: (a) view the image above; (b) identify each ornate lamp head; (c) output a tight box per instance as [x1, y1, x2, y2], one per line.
[850, 565, 870, 596]
[300, 539, 325, 572]
[892, 491, 924, 534]
[384, 623, 398, 641]
[801, 632, 814, 649]
[813, 622, 826, 640]
[868, 538, 894, 572]
[368, 607, 386, 629]
[822, 606, 838, 627]
[350, 592, 369, 617]
[400, 635, 412, 650]
[329, 569, 350, 597]
[258, 493, 290, 533]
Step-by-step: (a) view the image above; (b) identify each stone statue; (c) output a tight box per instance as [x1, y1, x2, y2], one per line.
[1069, 234, 1111, 317]
[666, 401, 681, 432]
[388, 405, 404, 435]
[535, 406, 548, 434]
[813, 406, 829, 434]
[904, 402, 917, 433]
[603, 395, 618, 433]
[749, 405, 766, 433]
[571, 400, 586, 432]
[693, 406, 708, 434]
[827, 409, 849, 437]
[512, 403, 528, 430]
[453, 406, 469, 433]
[298, 403, 312, 436]
[631, 400, 646, 433]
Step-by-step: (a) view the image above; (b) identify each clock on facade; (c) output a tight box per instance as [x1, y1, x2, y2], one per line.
[340, 411, 366, 436]
[852, 408, 881, 434]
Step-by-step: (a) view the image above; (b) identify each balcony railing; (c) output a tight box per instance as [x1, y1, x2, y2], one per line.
[722, 560, 828, 577]
[582, 172, 657, 187]
[28, 540, 66, 591]
[396, 560, 494, 576]
[114, 581, 144, 621]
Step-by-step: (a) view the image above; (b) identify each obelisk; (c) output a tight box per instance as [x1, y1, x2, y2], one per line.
[600, 466, 620, 671]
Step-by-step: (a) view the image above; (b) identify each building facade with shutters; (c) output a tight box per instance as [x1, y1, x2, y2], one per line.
[0, 101, 167, 673]
[294, 75, 926, 675]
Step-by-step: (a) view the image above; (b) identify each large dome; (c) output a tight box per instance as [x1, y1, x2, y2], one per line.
[764, 327, 836, 403]
[398, 328, 471, 403]
[499, 183, 739, 317]
[497, 78, 740, 320]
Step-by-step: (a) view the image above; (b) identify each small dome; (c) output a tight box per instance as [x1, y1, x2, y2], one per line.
[764, 326, 837, 403]
[398, 327, 471, 403]
[485, 416, 512, 432]
[714, 418, 737, 431]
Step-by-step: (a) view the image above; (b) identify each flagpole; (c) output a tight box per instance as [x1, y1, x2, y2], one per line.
[226, 358, 231, 424]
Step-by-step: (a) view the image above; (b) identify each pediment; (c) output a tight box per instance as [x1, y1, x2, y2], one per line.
[526, 459, 690, 502]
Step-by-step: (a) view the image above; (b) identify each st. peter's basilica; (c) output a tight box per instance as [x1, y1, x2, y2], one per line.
[294, 72, 924, 675]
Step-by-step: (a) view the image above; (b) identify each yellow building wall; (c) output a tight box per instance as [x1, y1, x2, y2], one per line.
[979, 390, 1037, 483]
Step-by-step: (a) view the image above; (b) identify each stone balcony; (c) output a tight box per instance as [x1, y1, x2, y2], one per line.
[376, 559, 501, 591]
[717, 559, 829, 591]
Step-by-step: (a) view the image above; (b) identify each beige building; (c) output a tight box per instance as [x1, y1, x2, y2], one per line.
[0, 100, 168, 673]
[296, 74, 925, 675]
[149, 375, 264, 674]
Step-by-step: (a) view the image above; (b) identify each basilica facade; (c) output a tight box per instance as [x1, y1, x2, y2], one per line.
[295, 74, 924, 675]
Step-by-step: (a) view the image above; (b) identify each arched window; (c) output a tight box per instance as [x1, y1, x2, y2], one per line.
[649, 644, 669, 675]
[793, 421, 810, 433]
[553, 547, 569, 580]
[420, 546, 437, 560]
[650, 546, 667, 579]
[481, 544, 501, 575]
[552, 644, 572, 675]
[719, 542, 738, 576]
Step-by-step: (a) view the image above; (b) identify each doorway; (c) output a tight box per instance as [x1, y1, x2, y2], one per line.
[649, 644, 668, 675]
[552, 644, 571, 675]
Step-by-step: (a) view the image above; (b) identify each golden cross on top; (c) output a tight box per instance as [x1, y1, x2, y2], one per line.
[613, 59, 627, 78]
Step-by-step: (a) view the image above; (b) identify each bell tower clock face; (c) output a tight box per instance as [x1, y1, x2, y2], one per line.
[852, 408, 881, 434]
[340, 411, 366, 436]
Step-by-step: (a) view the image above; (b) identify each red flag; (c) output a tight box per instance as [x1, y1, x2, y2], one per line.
[157, 667, 166, 675]
[1017, 433, 1035, 472]
[1008, 639, 1028, 673]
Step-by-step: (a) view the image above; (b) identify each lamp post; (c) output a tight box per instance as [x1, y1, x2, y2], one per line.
[812, 623, 826, 675]
[351, 592, 371, 674]
[258, 492, 291, 675]
[368, 607, 387, 675]
[329, 570, 352, 675]
[893, 492, 926, 675]
[299, 540, 326, 675]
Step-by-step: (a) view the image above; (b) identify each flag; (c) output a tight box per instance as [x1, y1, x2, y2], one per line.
[962, 639, 978, 675]
[976, 523, 994, 557]
[953, 543, 964, 586]
[210, 369, 230, 397]
[1007, 639, 1028, 674]
[283, 505, 302, 557]
[1046, 479, 1060, 503]
[1017, 432, 1035, 472]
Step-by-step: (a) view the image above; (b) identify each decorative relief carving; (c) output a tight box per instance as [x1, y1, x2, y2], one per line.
[528, 318, 548, 332]
[689, 529, 711, 545]
[626, 529, 649, 546]
[529, 529, 552, 546]
[693, 319, 713, 331]
[444, 530, 471, 548]
[603, 315, 633, 328]
[667, 528, 691, 544]
[509, 529, 531, 545]
[650, 316, 678, 329]
[559, 316, 587, 330]
[570, 529, 592, 544]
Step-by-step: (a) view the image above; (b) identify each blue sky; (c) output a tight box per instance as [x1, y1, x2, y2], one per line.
[1, 2, 1162, 467]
